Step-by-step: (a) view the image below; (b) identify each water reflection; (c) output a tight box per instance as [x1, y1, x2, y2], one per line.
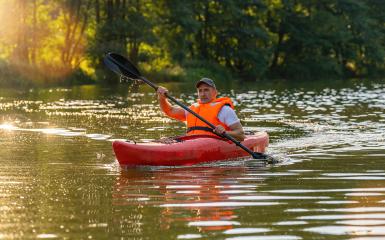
[113, 166, 274, 234]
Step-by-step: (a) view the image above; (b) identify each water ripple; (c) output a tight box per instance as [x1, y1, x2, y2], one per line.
[304, 225, 385, 235]
[160, 202, 282, 208]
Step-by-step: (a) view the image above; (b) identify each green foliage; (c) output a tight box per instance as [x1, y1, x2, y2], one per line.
[0, 59, 30, 88]
[183, 59, 233, 83]
[64, 69, 94, 86]
[0, 0, 384, 86]
[267, 0, 385, 79]
[87, 0, 156, 84]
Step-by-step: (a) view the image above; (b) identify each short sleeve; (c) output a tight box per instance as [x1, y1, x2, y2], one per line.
[217, 106, 240, 126]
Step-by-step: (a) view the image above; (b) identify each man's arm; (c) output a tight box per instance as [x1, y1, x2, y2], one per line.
[214, 106, 245, 141]
[157, 87, 186, 121]
[213, 122, 245, 142]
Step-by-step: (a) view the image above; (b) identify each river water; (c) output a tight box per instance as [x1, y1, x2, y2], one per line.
[0, 80, 384, 239]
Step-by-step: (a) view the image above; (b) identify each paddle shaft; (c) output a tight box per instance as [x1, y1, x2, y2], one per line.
[138, 76, 264, 160]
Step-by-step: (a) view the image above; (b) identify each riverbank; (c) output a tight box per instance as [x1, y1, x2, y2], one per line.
[2, 58, 384, 90]
[0, 59, 235, 89]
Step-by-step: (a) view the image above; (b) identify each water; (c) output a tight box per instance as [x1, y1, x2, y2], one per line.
[0, 80, 384, 239]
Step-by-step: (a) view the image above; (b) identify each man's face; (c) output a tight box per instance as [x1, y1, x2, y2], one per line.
[197, 83, 217, 103]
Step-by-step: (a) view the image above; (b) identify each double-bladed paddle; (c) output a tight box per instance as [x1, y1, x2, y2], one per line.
[104, 52, 273, 162]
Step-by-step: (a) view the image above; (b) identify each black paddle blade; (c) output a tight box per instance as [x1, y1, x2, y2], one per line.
[104, 53, 142, 80]
[252, 152, 279, 164]
[103, 55, 122, 75]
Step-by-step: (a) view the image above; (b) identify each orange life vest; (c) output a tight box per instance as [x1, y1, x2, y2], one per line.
[186, 97, 234, 136]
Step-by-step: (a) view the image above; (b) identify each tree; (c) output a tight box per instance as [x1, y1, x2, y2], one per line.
[158, 0, 269, 80]
[265, 0, 385, 79]
[88, 0, 155, 83]
[60, 0, 91, 72]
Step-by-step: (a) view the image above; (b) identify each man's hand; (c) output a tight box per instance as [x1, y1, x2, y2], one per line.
[214, 122, 245, 142]
[157, 86, 168, 99]
[157, 86, 186, 121]
[213, 125, 226, 135]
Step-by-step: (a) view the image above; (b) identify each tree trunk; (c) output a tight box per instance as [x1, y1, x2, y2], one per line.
[30, 0, 37, 66]
[106, 0, 113, 21]
[270, 24, 284, 71]
[95, 0, 100, 23]
[12, 0, 29, 65]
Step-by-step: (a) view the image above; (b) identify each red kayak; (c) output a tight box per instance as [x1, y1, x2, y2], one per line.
[113, 132, 269, 166]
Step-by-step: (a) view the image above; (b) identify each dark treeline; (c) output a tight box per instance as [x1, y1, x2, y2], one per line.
[0, 0, 384, 87]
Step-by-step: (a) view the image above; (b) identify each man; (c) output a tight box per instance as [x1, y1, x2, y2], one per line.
[157, 78, 245, 141]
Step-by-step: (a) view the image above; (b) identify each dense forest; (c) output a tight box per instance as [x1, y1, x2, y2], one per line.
[0, 0, 384, 87]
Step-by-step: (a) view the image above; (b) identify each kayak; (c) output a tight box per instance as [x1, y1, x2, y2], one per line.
[112, 132, 269, 166]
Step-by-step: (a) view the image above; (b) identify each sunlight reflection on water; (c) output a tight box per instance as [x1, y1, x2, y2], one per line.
[0, 82, 384, 239]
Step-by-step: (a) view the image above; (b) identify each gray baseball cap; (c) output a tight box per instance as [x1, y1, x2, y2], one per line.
[195, 78, 216, 88]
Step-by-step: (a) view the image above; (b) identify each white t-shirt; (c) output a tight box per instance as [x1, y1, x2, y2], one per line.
[185, 105, 240, 127]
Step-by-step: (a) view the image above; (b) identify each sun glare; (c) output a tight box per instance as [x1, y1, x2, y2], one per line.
[0, 123, 17, 131]
[0, 1, 89, 82]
